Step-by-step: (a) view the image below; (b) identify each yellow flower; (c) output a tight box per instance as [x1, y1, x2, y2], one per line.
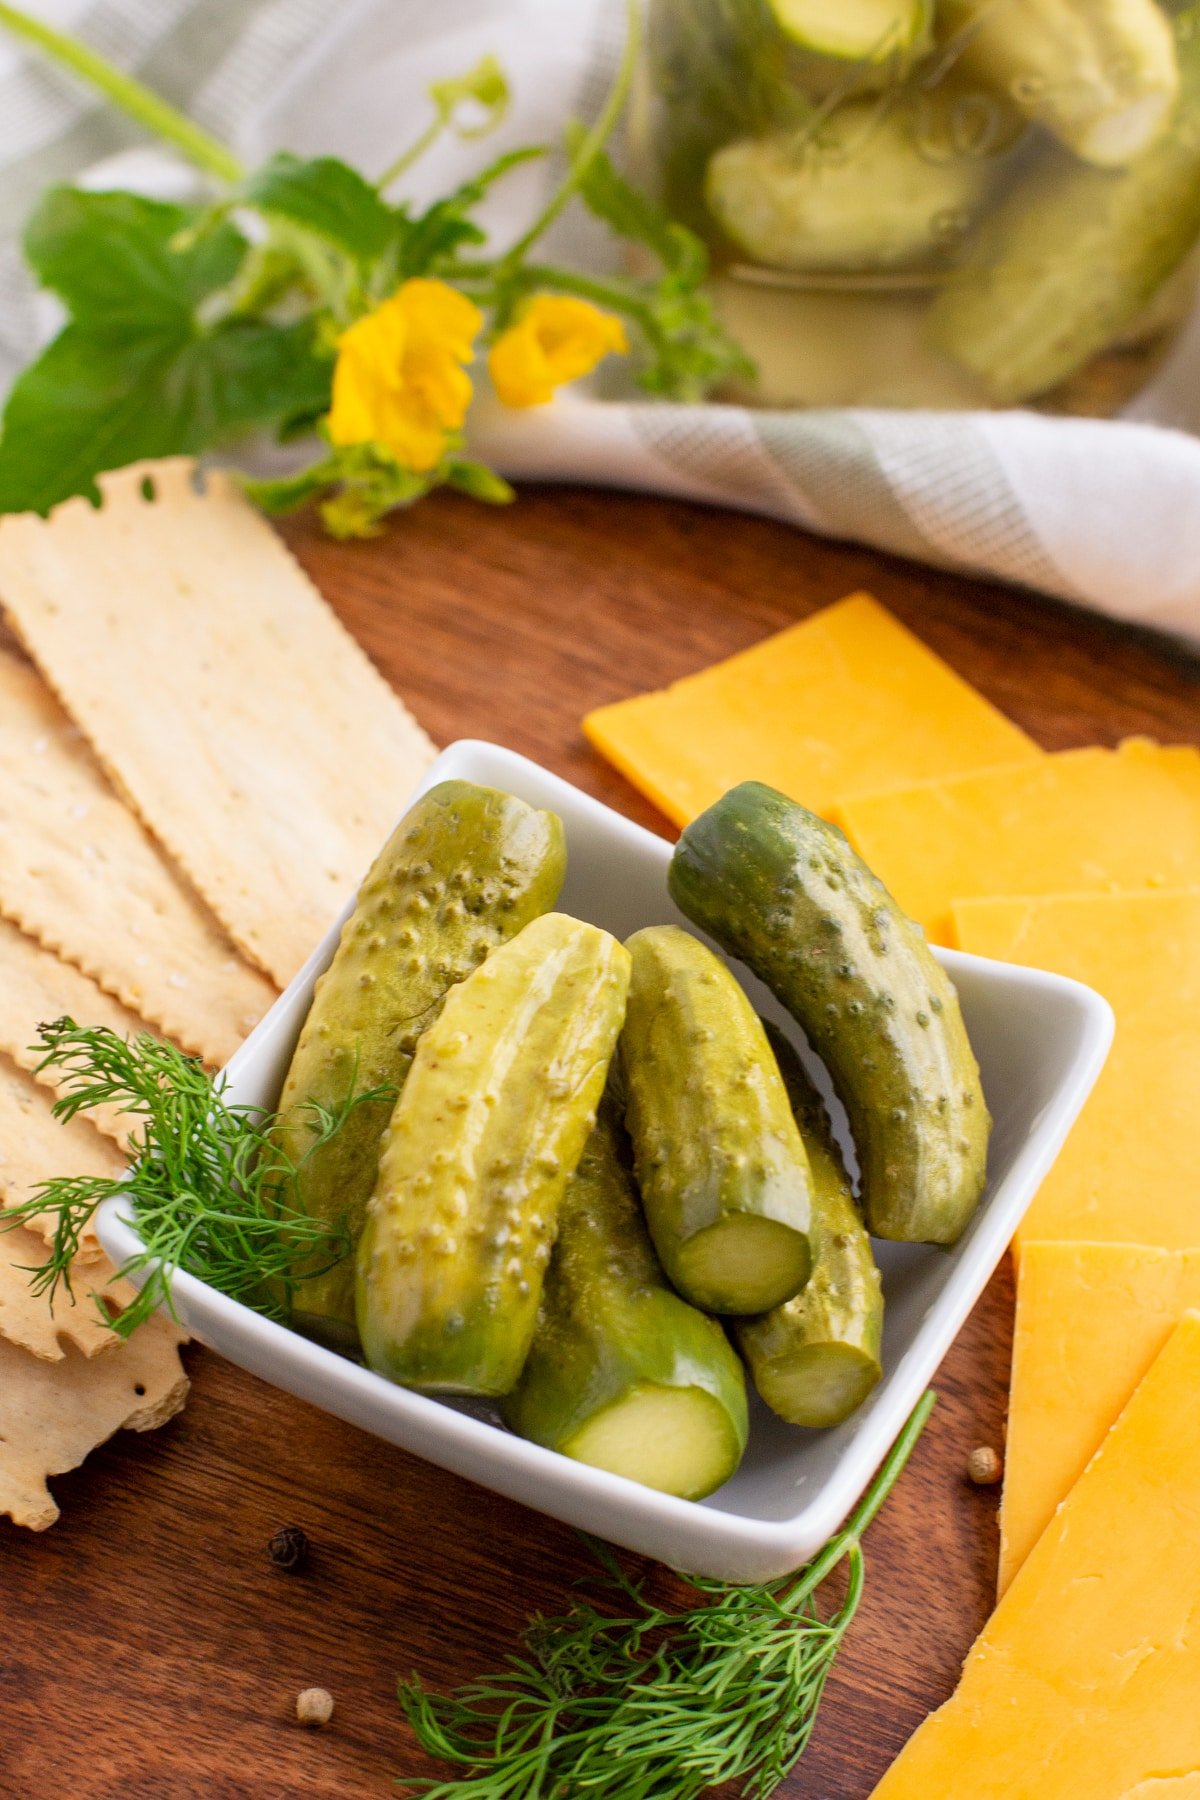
[327, 278, 483, 472]
[488, 295, 628, 408]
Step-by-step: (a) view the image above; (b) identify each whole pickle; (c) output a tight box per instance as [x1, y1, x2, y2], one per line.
[669, 782, 990, 1244]
[356, 912, 631, 1396]
[620, 924, 815, 1315]
[277, 780, 566, 1349]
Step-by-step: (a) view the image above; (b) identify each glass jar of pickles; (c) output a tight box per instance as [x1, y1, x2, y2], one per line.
[642, 0, 1200, 412]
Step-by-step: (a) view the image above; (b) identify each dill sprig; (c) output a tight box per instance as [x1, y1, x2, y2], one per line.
[397, 1390, 935, 1799]
[0, 1018, 393, 1337]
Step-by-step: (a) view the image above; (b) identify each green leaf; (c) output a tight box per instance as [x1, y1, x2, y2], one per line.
[394, 147, 546, 281]
[428, 53, 510, 139]
[0, 317, 332, 515]
[24, 186, 246, 330]
[238, 154, 398, 263]
[570, 135, 708, 284]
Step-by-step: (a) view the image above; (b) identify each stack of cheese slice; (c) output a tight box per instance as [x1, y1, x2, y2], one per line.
[584, 593, 1200, 1793]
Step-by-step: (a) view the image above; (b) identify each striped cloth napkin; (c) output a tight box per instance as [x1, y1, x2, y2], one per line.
[3, 0, 1200, 644]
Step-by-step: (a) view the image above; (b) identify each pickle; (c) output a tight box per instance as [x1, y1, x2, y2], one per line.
[503, 1101, 749, 1499]
[940, 0, 1179, 168]
[928, 23, 1200, 402]
[278, 780, 566, 1350]
[668, 783, 989, 1245]
[766, 0, 931, 63]
[705, 99, 1003, 271]
[356, 913, 631, 1396]
[620, 924, 815, 1315]
[735, 1025, 884, 1428]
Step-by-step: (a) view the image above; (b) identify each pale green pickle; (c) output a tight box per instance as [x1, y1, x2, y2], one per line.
[277, 780, 566, 1350]
[620, 924, 815, 1315]
[356, 913, 631, 1396]
[503, 1100, 749, 1499]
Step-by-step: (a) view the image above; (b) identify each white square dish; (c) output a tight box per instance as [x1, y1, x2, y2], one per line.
[98, 739, 1113, 1583]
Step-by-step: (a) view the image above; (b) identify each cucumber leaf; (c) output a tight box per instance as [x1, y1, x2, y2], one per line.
[24, 186, 246, 327]
[0, 317, 332, 514]
[237, 153, 399, 263]
[0, 179, 332, 513]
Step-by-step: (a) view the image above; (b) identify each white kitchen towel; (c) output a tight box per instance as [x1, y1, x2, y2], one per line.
[2, 0, 1200, 645]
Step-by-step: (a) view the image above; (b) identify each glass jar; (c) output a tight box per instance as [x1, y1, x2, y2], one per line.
[642, 0, 1200, 413]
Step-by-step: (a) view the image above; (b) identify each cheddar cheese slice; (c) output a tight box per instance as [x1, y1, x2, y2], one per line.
[871, 1313, 1200, 1800]
[954, 890, 1200, 1252]
[839, 738, 1200, 944]
[1002, 1242, 1200, 1594]
[583, 592, 1040, 828]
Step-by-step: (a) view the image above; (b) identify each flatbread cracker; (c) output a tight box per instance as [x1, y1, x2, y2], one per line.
[0, 1311, 188, 1528]
[0, 1054, 125, 1261]
[0, 1224, 132, 1361]
[0, 460, 436, 985]
[0, 916, 146, 1146]
[0, 646, 276, 1065]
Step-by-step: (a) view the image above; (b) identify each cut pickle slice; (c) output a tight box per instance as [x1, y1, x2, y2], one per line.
[564, 1383, 745, 1500]
[767, 0, 931, 62]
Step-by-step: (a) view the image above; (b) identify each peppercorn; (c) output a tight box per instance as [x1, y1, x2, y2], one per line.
[267, 1524, 310, 1570]
[967, 1445, 1003, 1486]
[296, 1687, 334, 1728]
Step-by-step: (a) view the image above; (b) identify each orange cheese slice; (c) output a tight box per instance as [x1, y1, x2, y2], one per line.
[871, 1313, 1200, 1800]
[1002, 1242, 1200, 1595]
[838, 739, 1200, 945]
[953, 890, 1200, 1252]
[582, 592, 1040, 828]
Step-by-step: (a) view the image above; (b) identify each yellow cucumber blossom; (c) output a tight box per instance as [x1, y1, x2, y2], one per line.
[328, 279, 483, 472]
[488, 294, 628, 408]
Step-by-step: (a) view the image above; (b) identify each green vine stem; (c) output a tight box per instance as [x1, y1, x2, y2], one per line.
[0, 1, 243, 183]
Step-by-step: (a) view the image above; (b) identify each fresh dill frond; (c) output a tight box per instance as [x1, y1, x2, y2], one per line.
[396, 1391, 935, 1799]
[0, 1018, 395, 1338]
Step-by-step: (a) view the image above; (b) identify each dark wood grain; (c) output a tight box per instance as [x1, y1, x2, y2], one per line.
[3, 486, 1197, 1800]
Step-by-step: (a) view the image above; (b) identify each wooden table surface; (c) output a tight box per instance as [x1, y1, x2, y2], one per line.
[4, 486, 1198, 1800]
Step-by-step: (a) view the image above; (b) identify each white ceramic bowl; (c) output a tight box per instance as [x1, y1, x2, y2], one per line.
[98, 740, 1113, 1582]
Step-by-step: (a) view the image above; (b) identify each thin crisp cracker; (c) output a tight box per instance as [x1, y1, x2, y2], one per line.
[0, 1311, 188, 1528]
[0, 645, 276, 1064]
[0, 1054, 125, 1261]
[0, 1223, 133, 1361]
[0, 460, 437, 985]
[0, 915, 146, 1145]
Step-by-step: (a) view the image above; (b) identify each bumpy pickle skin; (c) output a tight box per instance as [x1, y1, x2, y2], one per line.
[502, 1101, 749, 1500]
[668, 783, 990, 1245]
[929, 18, 1200, 403]
[620, 924, 815, 1316]
[356, 913, 631, 1396]
[276, 780, 567, 1350]
[939, 0, 1179, 169]
[736, 1024, 884, 1429]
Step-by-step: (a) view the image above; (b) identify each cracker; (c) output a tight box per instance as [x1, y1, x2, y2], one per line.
[0, 1223, 132, 1361]
[0, 646, 276, 1065]
[0, 460, 436, 985]
[0, 916, 145, 1146]
[0, 1311, 188, 1528]
[0, 1054, 125, 1261]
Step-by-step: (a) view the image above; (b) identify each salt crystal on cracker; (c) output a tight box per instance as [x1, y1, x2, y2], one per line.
[0, 1311, 188, 1529]
[0, 1055, 125, 1261]
[0, 646, 275, 1065]
[0, 460, 436, 985]
[0, 1223, 132, 1361]
[0, 916, 146, 1146]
